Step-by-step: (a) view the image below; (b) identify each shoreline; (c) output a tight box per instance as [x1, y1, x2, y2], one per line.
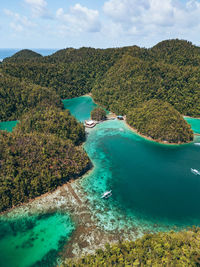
[0, 162, 93, 216]
[89, 94, 194, 146]
[0, 163, 138, 262]
[124, 119, 193, 146]
[1, 94, 199, 263]
[183, 115, 200, 120]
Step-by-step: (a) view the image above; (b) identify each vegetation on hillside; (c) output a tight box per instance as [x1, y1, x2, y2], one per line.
[0, 73, 62, 121]
[3, 49, 42, 63]
[1, 47, 124, 99]
[0, 39, 200, 265]
[0, 39, 199, 212]
[0, 72, 89, 212]
[91, 107, 106, 121]
[1, 39, 200, 117]
[127, 99, 193, 143]
[151, 39, 200, 66]
[15, 106, 85, 145]
[0, 131, 90, 212]
[92, 54, 200, 117]
[66, 228, 200, 266]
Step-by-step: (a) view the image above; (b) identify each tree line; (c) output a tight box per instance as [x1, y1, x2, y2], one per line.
[0, 72, 90, 212]
[66, 228, 200, 266]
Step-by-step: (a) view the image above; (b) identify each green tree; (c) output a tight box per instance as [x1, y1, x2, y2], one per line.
[91, 107, 106, 121]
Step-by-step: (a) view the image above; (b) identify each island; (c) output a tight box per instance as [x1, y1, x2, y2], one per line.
[126, 99, 193, 144]
[0, 39, 200, 266]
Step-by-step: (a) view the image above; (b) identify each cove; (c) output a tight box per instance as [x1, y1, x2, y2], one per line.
[184, 117, 200, 134]
[62, 95, 97, 122]
[64, 96, 200, 236]
[0, 120, 19, 132]
[0, 212, 75, 267]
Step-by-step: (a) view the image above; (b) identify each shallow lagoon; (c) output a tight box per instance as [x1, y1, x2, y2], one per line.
[62, 96, 97, 122]
[0, 212, 74, 267]
[64, 96, 200, 234]
[82, 120, 200, 235]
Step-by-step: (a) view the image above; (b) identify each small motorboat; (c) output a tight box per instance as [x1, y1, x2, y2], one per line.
[191, 168, 200, 175]
[101, 190, 112, 199]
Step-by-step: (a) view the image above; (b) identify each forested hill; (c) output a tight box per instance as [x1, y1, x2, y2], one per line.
[0, 73, 62, 121]
[92, 53, 200, 116]
[1, 39, 200, 117]
[0, 71, 90, 212]
[150, 39, 200, 66]
[3, 49, 42, 63]
[127, 99, 193, 144]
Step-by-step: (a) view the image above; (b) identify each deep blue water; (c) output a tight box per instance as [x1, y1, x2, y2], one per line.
[0, 49, 58, 61]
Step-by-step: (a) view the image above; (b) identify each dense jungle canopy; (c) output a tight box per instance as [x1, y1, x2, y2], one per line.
[66, 228, 200, 266]
[0, 39, 199, 211]
[127, 99, 193, 143]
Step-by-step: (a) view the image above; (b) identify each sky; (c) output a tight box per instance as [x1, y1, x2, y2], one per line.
[1, 0, 200, 49]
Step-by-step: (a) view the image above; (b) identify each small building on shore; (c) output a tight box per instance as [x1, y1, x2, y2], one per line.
[84, 120, 97, 128]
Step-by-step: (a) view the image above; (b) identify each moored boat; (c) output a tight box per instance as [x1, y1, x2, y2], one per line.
[191, 168, 200, 175]
[101, 190, 112, 199]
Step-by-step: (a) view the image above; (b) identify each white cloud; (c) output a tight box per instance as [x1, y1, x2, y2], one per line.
[103, 0, 200, 41]
[24, 0, 51, 18]
[4, 9, 36, 32]
[56, 4, 101, 33]
[10, 23, 24, 33]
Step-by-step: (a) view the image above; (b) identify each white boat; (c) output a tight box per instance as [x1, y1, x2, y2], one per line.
[84, 120, 97, 128]
[194, 143, 200, 146]
[101, 190, 112, 199]
[191, 168, 200, 175]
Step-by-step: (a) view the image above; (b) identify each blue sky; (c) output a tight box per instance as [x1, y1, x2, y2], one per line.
[1, 0, 200, 49]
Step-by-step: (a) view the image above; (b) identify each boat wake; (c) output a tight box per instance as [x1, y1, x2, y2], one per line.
[191, 168, 200, 175]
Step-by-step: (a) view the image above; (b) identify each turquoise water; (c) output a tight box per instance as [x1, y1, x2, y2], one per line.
[65, 96, 200, 235]
[82, 121, 200, 234]
[0, 120, 19, 132]
[1, 96, 199, 266]
[0, 212, 75, 267]
[62, 96, 97, 122]
[184, 117, 200, 134]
